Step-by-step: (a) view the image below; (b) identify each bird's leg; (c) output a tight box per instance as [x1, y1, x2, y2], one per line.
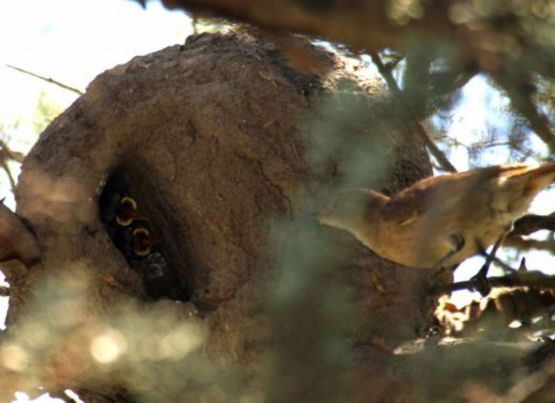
[471, 227, 511, 296]
[477, 249, 516, 273]
[430, 233, 465, 279]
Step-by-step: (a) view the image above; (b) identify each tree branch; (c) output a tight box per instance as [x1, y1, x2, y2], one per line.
[0, 139, 24, 163]
[493, 73, 555, 154]
[431, 271, 555, 295]
[0, 202, 41, 267]
[0, 157, 16, 193]
[402, 47, 432, 120]
[370, 52, 457, 173]
[0, 140, 19, 192]
[158, 0, 433, 51]
[509, 213, 555, 238]
[6, 64, 84, 96]
[504, 237, 555, 254]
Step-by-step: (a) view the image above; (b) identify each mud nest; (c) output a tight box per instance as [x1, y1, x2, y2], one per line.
[3, 29, 436, 401]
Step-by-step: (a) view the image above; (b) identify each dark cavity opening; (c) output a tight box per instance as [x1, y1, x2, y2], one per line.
[98, 160, 193, 302]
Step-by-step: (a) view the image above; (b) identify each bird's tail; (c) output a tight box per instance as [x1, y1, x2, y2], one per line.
[529, 161, 555, 178]
[517, 162, 555, 196]
[493, 162, 555, 219]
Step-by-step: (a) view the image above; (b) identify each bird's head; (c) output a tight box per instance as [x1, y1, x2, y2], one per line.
[116, 196, 143, 226]
[132, 227, 153, 257]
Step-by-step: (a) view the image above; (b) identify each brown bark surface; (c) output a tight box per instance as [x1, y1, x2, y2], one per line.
[1, 30, 440, 401]
[156, 0, 555, 80]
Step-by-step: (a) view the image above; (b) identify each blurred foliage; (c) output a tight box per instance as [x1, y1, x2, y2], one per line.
[266, 220, 359, 403]
[0, 124, 23, 193]
[190, 15, 230, 34]
[0, 92, 61, 197]
[363, 0, 555, 169]
[304, 79, 394, 188]
[536, 77, 555, 117]
[32, 92, 63, 135]
[0, 269, 243, 403]
[3, 0, 555, 401]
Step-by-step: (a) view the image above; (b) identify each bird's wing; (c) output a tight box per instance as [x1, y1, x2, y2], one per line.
[380, 164, 531, 225]
[490, 162, 555, 214]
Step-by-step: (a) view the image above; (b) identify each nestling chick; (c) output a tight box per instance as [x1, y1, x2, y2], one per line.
[318, 163, 555, 269]
[131, 227, 153, 257]
[116, 196, 143, 226]
[100, 193, 143, 226]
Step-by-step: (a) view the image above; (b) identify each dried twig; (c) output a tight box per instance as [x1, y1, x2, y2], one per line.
[432, 270, 555, 295]
[0, 158, 16, 193]
[509, 213, 555, 238]
[0, 139, 24, 163]
[369, 52, 457, 173]
[0, 202, 41, 267]
[477, 250, 516, 272]
[6, 64, 84, 96]
[0, 139, 23, 193]
[0, 285, 9, 297]
[494, 73, 555, 153]
[504, 237, 555, 254]
[498, 213, 555, 253]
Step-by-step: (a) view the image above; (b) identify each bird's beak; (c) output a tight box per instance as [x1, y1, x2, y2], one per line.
[116, 211, 146, 226]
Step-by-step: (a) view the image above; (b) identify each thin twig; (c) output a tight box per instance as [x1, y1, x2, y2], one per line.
[509, 213, 555, 238]
[369, 52, 457, 173]
[428, 65, 478, 98]
[6, 64, 84, 96]
[402, 47, 432, 119]
[0, 139, 21, 193]
[0, 158, 16, 193]
[504, 237, 555, 254]
[431, 271, 555, 295]
[0, 139, 24, 163]
[478, 250, 516, 272]
[494, 73, 555, 154]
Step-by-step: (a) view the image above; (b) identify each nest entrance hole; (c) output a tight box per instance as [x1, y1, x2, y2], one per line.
[98, 161, 193, 302]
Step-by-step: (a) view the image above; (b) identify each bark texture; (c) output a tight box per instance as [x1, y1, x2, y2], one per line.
[155, 0, 555, 80]
[1, 30, 439, 401]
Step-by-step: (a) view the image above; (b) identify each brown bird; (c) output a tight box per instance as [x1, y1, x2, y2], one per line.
[318, 163, 555, 270]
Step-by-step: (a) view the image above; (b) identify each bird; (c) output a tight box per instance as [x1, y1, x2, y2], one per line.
[99, 193, 144, 226]
[116, 196, 144, 226]
[97, 191, 183, 299]
[317, 162, 555, 270]
[110, 221, 153, 261]
[131, 227, 153, 257]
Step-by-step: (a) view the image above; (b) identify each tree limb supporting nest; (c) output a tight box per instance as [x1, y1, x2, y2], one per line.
[0, 202, 40, 268]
